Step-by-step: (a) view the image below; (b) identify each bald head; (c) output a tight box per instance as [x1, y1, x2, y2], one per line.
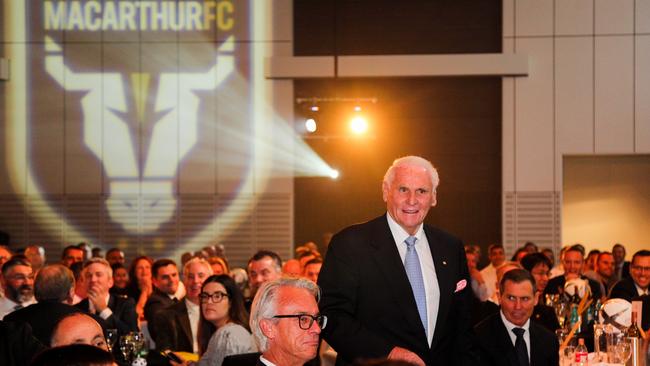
[51, 313, 108, 350]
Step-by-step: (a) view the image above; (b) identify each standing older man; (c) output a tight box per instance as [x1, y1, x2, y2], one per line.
[0, 257, 36, 319]
[250, 277, 324, 366]
[318, 156, 476, 365]
[76, 258, 138, 336]
[475, 269, 559, 366]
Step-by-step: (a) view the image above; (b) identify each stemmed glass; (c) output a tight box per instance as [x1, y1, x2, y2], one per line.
[614, 337, 632, 364]
[130, 331, 146, 358]
[105, 329, 118, 353]
[554, 302, 569, 328]
[119, 334, 135, 364]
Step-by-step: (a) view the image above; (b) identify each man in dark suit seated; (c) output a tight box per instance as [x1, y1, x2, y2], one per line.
[319, 156, 477, 366]
[543, 245, 603, 300]
[475, 269, 559, 366]
[610, 250, 650, 300]
[153, 257, 212, 354]
[0, 320, 46, 366]
[76, 258, 138, 336]
[4, 264, 82, 345]
[144, 258, 181, 343]
[249, 277, 323, 366]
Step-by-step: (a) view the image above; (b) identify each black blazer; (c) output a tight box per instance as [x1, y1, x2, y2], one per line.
[609, 278, 640, 301]
[152, 299, 193, 353]
[4, 301, 82, 345]
[0, 320, 46, 366]
[144, 288, 177, 343]
[318, 215, 476, 366]
[76, 294, 138, 336]
[222, 352, 262, 366]
[474, 313, 559, 366]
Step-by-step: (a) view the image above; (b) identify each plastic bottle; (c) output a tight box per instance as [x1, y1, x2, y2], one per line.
[575, 338, 588, 365]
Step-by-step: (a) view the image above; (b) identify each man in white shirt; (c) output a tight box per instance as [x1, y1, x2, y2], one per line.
[480, 244, 505, 300]
[0, 257, 36, 319]
[251, 277, 323, 366]
[474, 269, 559, 366]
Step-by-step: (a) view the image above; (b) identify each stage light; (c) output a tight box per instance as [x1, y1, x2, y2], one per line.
[305, 118, 317, 133]
[354, 105, 362, 112]
[329, 169, 340, 179]
[310, 105, 319, 112]
[350, 116, 368, 134]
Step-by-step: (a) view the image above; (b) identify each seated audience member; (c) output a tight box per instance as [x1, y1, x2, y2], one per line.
[466, 247, 489, 301]
[109, 263, 129, 297]
[0, 320, 46, 366]
[298, 250, 321, 272]
[185, 274, 256, 366]
[145, 258, 181, 342]
[77, 242, 93, 261]
[0, 257, 36, 319]
[583, 251, 616, 297]
[282, 259, 302, 277]
[583, 249, 600, 273]
[0, 245, 12, 266]
[511, 248, 528, 263]
[230, 268, 249, 296]
[50, 312, 109, 350]
[247, 251, 283, 308]
[480, 244, 506, 300]
[474, 269, 559, 366]
[154, 257, 213, 354]
[30, 344, 115, 366]
[543, 245, 602, 300]
[610, 250, 650, 300]
[612, 243, 630, 281]
[519, 253, 561, 332]
[540, 248, 555, 268]
[303, 258, 323, 284]
[105, 248, 125, 266]
[24, 245, 46, 273]
[548, 246, 568, 279]
[523, 241, 538, 253]
[76, 258, 138, 336]
[61, 245, 84, 268]
[4, 264, 82, 345]
[92, 247, 103, 258]
[208, 256, 230, 276]
[70, 261, 87, 304]
[250, 277, 324, 366]
[126, 256, 154, 320]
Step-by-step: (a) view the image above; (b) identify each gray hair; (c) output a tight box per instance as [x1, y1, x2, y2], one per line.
[34, 264, 75, 302]
[250, 277, 320, 352]
[183, 257, 213, 278]
[383, 155, 439, 190]
[83, 257, 113, 277]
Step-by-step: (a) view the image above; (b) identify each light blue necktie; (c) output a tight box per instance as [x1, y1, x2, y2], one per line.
[404, 235, 427, 336]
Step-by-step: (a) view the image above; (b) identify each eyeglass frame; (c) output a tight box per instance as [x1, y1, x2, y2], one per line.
[631, 265, 650, 273]
[272, 313, 327, 330]
[199, 291, 229, 303]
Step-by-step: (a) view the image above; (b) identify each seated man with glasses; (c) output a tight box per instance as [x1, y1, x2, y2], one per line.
[248, 277, 325, 366]
[610, 249, 650, 329]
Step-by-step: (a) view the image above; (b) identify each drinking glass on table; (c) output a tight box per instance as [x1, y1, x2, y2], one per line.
[119, 334, 135, 364]
[614, 336, 632, 364]
[105, 329, 118, 353]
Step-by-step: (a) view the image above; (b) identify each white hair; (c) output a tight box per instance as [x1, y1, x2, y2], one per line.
[383, 155, 439, 190]
[182, 257, 213, 278]
[249, 277, 320, 352]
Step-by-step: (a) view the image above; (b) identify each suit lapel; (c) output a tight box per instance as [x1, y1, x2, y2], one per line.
[369, 216, 428, 343]
[493, 316, 520, 366]
[177, 301, 193, 347]
[426, 225, 454, 349]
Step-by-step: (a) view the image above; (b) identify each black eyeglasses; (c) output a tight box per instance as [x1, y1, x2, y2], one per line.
[273, 314, 327, 330]
[199, 291, 229, 303]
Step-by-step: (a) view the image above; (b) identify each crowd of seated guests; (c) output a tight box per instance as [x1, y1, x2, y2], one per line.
[0, 237, 648, 365]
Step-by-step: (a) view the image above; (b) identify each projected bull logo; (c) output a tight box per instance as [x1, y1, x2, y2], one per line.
[44, 36, 235, 232]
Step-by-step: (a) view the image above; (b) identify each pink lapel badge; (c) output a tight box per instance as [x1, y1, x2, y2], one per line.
[454, 279, 467, 293]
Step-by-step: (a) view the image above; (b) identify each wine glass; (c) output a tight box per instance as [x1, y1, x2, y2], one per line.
[119, 335, 135, 364]
[130, 331, 146, 358]
[105, 329, 118, 353]
[614, 338, 632, 364]
[554, 302, 568, 328]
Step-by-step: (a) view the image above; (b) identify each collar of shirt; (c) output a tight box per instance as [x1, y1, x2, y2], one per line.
[185, 298, 200, 353]
[500, 310, 531, 361]
[635, 283, 649, 296]
[386, 212, 425, 258]
[259, 356, 276, 366]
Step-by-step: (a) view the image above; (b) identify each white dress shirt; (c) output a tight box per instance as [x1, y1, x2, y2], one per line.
[500, 310, 531, 362]
[635, 283, 649, 296]
[386, 213, 439, 346]
[186, 298, 200, 353]
[259, 356, 276, 365]
[0, 296, 36, 320]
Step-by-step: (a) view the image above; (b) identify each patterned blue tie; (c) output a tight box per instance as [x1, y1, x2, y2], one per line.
[404, 235, 427, 336]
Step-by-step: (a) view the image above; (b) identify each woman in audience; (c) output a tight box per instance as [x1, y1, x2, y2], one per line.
[125, 256, 153, 320]
[109, 263, 129, 297]
[208, 256, 230, 276]
[195, 274, 256, 366]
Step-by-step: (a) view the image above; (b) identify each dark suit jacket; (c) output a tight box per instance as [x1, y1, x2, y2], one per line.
[474, 313, 559, 366]
[0, 320, 46, 366]
[76, 294, 138, 336]
[609, 277, 641, 301]
[543, 275, 603, 300]
[144, 288, 177, 343]
[222, 352, 262, 366]
[152, 299, 193, 353]
[4, 300, 82, 345]
[318, 215, 476, 366]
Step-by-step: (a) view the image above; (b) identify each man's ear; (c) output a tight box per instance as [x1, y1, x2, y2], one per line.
[259, 319, 276, 340]
[431, 190, 437, 207]
[382, 182, 389, 202]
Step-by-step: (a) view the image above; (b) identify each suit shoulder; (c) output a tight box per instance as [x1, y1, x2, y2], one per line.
[474, 312, 500, 334]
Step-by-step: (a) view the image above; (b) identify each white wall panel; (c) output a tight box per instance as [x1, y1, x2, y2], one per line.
[515, 0, 554, 36]
[503, 0, 515, 37]
[515, 38, 555, 191]
[637, 0, 650, 33]
[636, 35, 650, 152]
[595, 0, 634, 34]
[555, 0, 594, 35]
[503, 39, 516, 191]
[555, 37, 594, 155]
[594, 36, 634, 153]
